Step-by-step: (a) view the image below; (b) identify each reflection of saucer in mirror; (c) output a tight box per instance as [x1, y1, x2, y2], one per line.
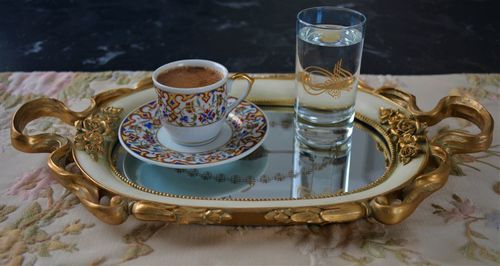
[119, 147, 269, 198]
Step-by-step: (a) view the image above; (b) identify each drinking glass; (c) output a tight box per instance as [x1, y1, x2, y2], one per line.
[295, 7, 366, 149]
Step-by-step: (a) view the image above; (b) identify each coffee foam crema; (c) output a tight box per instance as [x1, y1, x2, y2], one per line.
[157, 66, 223, 88]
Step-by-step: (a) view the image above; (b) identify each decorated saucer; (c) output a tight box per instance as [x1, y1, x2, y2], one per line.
[118, 97, 268, 169]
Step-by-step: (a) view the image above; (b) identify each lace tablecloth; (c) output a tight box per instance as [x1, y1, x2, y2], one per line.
[1, 72, 498, 266]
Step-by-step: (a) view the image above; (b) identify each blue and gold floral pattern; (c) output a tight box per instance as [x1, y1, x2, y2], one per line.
[119, 97, 268, 166]
[155, 87, 227, 127]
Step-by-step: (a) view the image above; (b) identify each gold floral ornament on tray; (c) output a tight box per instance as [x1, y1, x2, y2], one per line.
[74, 106, 123, 160]
[300, 59, 355, 99]
[379, 108, 427, 165]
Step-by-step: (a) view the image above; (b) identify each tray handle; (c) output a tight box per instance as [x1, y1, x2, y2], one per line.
[11, 86, 139, 153]
[370, 145, 450, 224]
[11, 97, 84, 153]
[368, 86, 493, 224]
[10, 86, 146, 224]
[48, 145, 129, 224]
[375, 87, 494, 155]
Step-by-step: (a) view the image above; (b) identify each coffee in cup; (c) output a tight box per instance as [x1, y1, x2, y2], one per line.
[157, 66, 222, 88]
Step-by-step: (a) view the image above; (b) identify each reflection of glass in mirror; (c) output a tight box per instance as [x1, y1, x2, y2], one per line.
[292, 137, 351, 198]
[347, 124, 388, 192]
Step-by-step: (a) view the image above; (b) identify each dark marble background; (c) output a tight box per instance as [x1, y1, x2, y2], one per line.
[1, 0, 498, 74]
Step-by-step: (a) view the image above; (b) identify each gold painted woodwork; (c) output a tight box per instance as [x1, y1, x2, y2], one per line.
[379, 108, 426, 165]
[74, 106, 123, 160]
[131, 202, 232, 224]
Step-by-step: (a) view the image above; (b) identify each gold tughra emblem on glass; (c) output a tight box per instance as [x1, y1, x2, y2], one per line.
[300, 59, 355, 99]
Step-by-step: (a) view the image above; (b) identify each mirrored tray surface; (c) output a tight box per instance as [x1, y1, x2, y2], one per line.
[110, 108, 393, 200]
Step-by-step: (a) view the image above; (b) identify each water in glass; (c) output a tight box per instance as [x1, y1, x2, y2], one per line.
[295, 25, 364, 149]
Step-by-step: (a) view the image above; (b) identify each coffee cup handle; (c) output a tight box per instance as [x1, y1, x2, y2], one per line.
[225, 73, 255, 116]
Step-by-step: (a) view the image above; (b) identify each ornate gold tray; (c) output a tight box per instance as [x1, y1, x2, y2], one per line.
[11, 75, 493, 225]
